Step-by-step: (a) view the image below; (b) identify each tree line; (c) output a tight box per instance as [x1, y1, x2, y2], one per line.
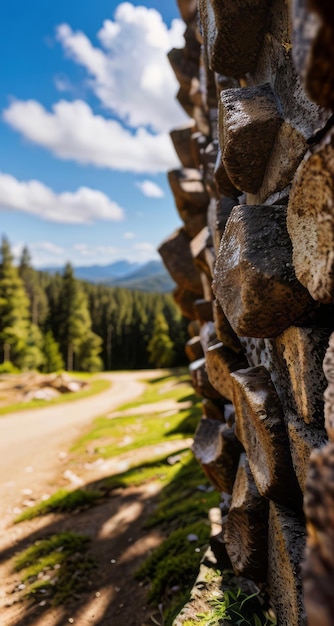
[0, 237, 188, 372]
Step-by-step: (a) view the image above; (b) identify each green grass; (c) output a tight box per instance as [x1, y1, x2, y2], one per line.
[0, 377, 110, 416]
[117, 371, 193, 410]
[72, 375, 201, 459]
[11, 372, 221, 622]
[13, 532, 96, 605]
[14, 488, 103, 523]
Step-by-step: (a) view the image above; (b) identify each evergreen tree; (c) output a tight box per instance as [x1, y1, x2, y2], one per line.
[42, 330, 64, 373]
[147, 312, 175, 368]
[56, 263, 102, 371]
[19, 246, 49, 326]
[0, 237, 31, 366]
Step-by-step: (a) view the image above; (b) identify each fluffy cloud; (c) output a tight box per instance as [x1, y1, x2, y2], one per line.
[56, 3, 187, 132]
[136, 180, 164, 198]
[12, 241, 65, 267]
[0, 172, 124, 224]
[73, 243, 117, 257]
[3, 99, 180, 173]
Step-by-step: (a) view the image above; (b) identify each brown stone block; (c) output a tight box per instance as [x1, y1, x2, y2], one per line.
[185, 336, 204, 363]
[219, 84, 283, 193]
[324, 332, 334, 441]
[206, 342, 248, 401]
[200, 271, 213, 301]
[193, 299, 213, 323]
[214, 204, 316, 338]
[287, 129, 334, 303]
[192, 417, 242, 493]
[224, 453, 269, 581]
[168, 169, 209, 213]
[168, 47, 199, 93]
[188, 319, 201, 337]
[212, 299, 242, 354]
[268, 502, 306, 626]
[198, 0, 269, 77]
[199, 321, 218, 354]
[190, 132, 210, 171]
[190, 227, 212, 278]
[303, 443, 334, 626]
[248, 122, 308, 205]
[287, 412, 327, 493]
[170, 122, 197, 169]
[214, 147, 240, 198]
[173, 287, 198, 320]
[202, 397, 226, 422]
[189, 357, 221, 399]
[291, 0, 334, 109]
[159, 229, 203, 295]
[232, 366, 302, 509]
[177, 0, 197, 25]
[275, 326, 330, 426]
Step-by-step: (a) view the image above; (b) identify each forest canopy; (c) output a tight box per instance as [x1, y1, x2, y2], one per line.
[0, 237, 188, 372]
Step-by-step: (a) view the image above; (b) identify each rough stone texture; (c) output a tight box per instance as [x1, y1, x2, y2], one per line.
[287, 130, 334, 304]
[173, 286, 198, 320]
[214, 204, 316, 337]
[189, 357, 221, 399]
[232, 366, 302, 510]
[219, 84, 283, 194]
[274, 326, 330, 426]
[214, 147, 241, 198]
[193, 300, 212, 325]
[170, 122, 197, 168]
[212, 299, 242, 354]
[185, 336, 204, 363]
[224, 454, 269, 581]
[323, 332, 334, 441]
[168, 169, 210, 238]
[202, 397, 226, 422]
[206, 342, 248, 401]
[159, 229, 203, 296]
[302, 443, 334, 626]
[287, 412, 328, 492]
[198, 0, 270, 77]
[192, 417, 242, 493]
[158, 1, 334, 623]
[199, 321, 218, 355]
[268, 502, 307, 626]
[291, 0, 334, 109]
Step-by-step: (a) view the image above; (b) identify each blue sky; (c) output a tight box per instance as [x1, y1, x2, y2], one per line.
[0, 1, 188, 267]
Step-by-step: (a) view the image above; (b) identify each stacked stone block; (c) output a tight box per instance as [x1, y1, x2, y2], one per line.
[159, 1, 334, 624]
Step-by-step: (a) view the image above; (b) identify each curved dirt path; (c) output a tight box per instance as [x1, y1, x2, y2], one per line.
[0, 370, 161, 529]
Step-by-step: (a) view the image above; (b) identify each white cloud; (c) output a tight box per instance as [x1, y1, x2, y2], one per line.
[136, 180, 164, 198]
[73, 243, 117, 257]
[56, 3, 187, 132]
[3, 99, 180, 173]
[13, 241, 65, 267]
[132, 241, 158, 261]
[0, 172, 124, 224]
[123, 231, 135, 239]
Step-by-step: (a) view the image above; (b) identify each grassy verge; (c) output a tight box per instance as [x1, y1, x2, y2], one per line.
[13, 532, 96, 605]
[11, 372, 220, 620]
[0, 377, 111, 416]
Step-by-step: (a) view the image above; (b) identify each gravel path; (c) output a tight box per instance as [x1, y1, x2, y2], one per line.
[0, 370, 161, 529]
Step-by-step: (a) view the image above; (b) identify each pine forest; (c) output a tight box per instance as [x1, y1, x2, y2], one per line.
[0, 237, 188, 373]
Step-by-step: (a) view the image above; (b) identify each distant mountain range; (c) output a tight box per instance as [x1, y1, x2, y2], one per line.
[40, 259, 176, 293]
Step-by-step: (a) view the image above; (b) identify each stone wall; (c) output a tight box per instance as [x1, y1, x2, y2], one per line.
[159, 1, 334, 624]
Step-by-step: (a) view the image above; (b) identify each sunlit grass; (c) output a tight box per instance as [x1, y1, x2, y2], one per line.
[14, 488, 102, 523]
[13, 532, 95, 605]
[71, 373, 200, 459]
[0, 377, 111, 416]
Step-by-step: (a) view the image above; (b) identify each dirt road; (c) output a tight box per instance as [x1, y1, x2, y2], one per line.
[0, 371, 160, 528]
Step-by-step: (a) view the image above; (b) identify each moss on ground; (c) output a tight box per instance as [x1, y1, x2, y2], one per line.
[13, 532, 96, 605]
